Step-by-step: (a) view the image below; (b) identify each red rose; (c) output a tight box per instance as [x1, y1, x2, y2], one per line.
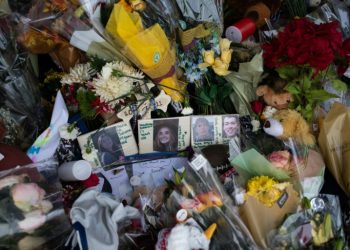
[82, 173, 99, 188]
[262, 18, 343, 72]
[250, 100, 265, 115]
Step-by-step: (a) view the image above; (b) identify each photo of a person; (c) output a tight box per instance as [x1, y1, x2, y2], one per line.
[222, 115, 240, 138]
[193, 117, 214, 142]
[153, 119, 179, 152]
[91, 128, 124, 166]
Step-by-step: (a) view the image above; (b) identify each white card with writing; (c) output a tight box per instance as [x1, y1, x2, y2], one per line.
[77, 122, 138, 169]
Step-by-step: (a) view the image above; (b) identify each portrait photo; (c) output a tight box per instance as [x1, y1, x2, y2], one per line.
[138, 116, 191, 154]
[222, 115, 240, 139]
[153, 119, 179, 152]
[192, 117, 214, 143]
[91, 127, 125, 167]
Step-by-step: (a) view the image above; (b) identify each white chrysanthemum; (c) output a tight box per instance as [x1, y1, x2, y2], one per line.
[61, 63, 96, 85]
[104, 61, 144, 79]
[181, 106, 194, 115]
[59, 123, 80, 140]
[92, 77, 134, 105]
[92, 61, 144, 105]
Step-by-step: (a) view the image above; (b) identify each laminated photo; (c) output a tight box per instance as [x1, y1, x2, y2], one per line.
[78, 122, 138, 169]
[138, 117, 191, 154]
[191, 114, 240, 148]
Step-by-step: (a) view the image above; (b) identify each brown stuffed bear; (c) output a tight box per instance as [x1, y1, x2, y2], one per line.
[256, 73, 293, 110]
[263, 109, 315, 146]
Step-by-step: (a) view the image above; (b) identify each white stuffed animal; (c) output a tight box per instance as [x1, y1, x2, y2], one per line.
[167, 222, 217, 250]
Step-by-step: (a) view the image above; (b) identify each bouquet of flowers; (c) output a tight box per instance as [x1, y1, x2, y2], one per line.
[60, 58, 155, 125]
[15, 0, 130, 64]
[262, 18, 349, 121]
[105, 1, 187, 102]
[156, 154, 258, 249]
[0, 159, 70, 250]
[269, 194, 346, 249]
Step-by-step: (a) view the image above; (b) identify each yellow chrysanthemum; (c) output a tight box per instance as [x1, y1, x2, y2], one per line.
[246, 176, 285, 207]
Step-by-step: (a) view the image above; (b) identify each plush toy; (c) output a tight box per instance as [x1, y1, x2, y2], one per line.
[263, 109, 315, 146]
[256, 73, 293, 110]
[167, 221, 217, 250]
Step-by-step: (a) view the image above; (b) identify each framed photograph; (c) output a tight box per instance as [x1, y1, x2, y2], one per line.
[191, 114, 240, 148]
[77, 122, 138, 169]
[138, 116, 191, 154]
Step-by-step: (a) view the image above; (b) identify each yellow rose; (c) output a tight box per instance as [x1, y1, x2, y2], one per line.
[219, 38, 231, 52]
[221, 49, 233, 64]
[203, 50, 215, 65]
[198, 50, 215, 69]
[212, 58, 230, 76]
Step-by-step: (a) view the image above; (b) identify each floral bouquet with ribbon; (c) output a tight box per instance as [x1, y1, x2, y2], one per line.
[228, 131, 327, 248]
[156, 154, 258, 249]
[268, 194, 346, 249]
[105, 1, 186, 102]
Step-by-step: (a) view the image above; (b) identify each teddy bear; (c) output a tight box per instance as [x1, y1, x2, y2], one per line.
[256, 72, 293, 110]
[263, 109, 315, 146]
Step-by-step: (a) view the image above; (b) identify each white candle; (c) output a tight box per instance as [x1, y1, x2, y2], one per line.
[58, 160, 92, 181]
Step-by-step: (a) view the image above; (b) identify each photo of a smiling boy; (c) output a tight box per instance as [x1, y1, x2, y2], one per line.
[153, 119, 179, 152]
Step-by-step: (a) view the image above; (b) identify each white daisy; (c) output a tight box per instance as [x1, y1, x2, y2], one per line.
[82, 147, 98, 163]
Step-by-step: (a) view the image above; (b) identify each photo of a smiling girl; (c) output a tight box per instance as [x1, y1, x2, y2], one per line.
[153, 119, 179, 152]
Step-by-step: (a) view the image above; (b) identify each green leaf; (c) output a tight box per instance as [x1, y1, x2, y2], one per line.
[209, 85, 218, 99]
[331, 79, 348, 92]
[76, 90, 97, 119]
[306, 90, 338, 102]
[302, 75, 312, 89]
[286, 84, 301, 95]
[174, 170, 182, 185]
[198, 90, 211, 105]
[277, 65, 299, 80]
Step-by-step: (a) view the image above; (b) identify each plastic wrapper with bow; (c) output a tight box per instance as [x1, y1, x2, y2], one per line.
[228, 132, 325, 248]
[16, 0, 130, 65]
[105, 1, 186, 102]
[154, 154, 258, 249]
[0, 159, 71, 250]
[268, 194, 346, 249]
[0, 17, 46, 149]
[318, 103, 350, 196]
